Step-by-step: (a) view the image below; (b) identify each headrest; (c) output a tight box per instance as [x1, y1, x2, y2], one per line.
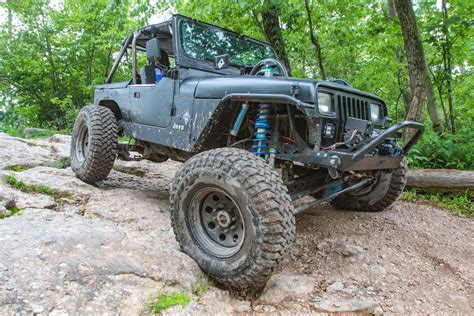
[146, 38, 161, 63]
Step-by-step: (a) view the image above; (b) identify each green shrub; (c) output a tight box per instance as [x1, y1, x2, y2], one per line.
[2, 125, 57, 139]
[0, 203, 21, 219]
[2, 126, 25, 138]
[149, 292, 191, 313]
[7, 205, 21, 217]
[407, 128, 474, 170]
[49, 157, 71, 169]
[50, 95, 79, 132]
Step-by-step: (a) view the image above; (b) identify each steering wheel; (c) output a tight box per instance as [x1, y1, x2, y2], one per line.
[250, 58, 289, 77]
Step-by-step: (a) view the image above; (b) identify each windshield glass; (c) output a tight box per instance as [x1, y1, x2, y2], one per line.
[179, 20, 276, 67]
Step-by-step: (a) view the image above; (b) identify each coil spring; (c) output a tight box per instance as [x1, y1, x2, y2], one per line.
[253, 104, 272, 159]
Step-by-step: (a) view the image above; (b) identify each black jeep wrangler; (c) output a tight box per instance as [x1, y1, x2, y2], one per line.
[71, 14, 423, 290]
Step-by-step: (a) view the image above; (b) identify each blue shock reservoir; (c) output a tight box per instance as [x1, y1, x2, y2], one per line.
[379, 139, 402, 157]
[230, 103, 249, 136]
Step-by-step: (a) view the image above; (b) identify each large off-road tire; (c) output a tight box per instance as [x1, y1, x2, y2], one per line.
[330, 161, 407, 212]
[170, 148, 295, 291]
[70, 106, 117, 183]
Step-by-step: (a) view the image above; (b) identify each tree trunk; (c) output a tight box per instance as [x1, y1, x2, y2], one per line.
[387, 0, 397, 18]
[393, 0, 444, 136]
[406, 169, 474, 193]
[303, 0, 327, 80]
[442, 0, 455, 133]
[260, 0, 292, 75]
[430, 66, 450, 131]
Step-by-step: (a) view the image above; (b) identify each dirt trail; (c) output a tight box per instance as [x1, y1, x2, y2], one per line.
[283, 200, 473, 314]
[0, 133, 472, 314]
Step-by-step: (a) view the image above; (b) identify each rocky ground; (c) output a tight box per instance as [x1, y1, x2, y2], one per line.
[0, 132, 472, 315]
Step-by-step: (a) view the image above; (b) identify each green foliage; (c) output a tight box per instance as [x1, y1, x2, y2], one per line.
[37, 184, 55, 195]
[118, 136, 136, 145]
[24, 129, 57, 139]
[49, 157, 71, 169]
[2, 126, 24, 138]
[148, 292, 191, 313]
[407, 128, 474, 170]
[4, 174, 55, 196]
[4, 174, 28, 191]
[3, 174, 75, 205]
[50, 95, 79, 132]
[7, 205, 21, 216]
[192, 277, 211, 296]
[0, 203, 21, 219]
[401, 188, 473, 217]
[0, 0, 154, 131]
[2, 125, 57, 139]
[7, 165, 31, 172]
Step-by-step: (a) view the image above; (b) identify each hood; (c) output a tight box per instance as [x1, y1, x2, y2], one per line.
[192, 75, 386, 107]
[193, 76, 319, 104]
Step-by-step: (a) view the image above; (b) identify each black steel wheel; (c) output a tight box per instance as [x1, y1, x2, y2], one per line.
[330, 161, 407, 212]
[189, 188, 245, 258]
[74, 119, 90, 164]
[70, 106, 117, 183]
[170, 148, 295, 291]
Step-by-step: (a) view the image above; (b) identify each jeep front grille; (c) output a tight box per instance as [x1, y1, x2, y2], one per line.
[337, 95, 370, 121]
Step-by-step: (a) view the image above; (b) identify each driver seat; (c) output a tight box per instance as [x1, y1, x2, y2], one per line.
[140, 39, 170, 84]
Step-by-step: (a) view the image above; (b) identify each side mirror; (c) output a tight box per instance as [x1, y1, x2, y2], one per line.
[146, 38, 161, 63]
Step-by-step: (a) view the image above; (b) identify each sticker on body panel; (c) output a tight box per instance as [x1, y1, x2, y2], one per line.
[173, 123, 185, 131]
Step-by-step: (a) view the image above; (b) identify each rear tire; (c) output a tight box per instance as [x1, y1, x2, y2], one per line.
[70, 106, 117, 183]
[170, 148, 295, 291]
[330, 161, 407, 212]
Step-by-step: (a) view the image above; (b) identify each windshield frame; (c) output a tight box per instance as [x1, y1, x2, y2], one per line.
[173, 14, 278, 75]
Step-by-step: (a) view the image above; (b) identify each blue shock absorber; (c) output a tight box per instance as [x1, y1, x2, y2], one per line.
[253, 104, 272, 159]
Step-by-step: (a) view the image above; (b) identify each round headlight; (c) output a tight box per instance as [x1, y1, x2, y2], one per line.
[370, 103, 382, 122]
[318, 92, 334, 115]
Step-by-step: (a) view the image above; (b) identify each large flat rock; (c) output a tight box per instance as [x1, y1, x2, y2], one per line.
[0, 133, 70, 170]
[0, 209, 202, 315]
[86, 188, 172, 233]
[13, 166, 96, 196]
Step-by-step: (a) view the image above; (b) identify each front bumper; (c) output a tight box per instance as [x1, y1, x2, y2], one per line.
[276, 120, 424, 171]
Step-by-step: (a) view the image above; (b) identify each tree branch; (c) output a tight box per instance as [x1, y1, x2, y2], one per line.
[304, 0, 327, 79]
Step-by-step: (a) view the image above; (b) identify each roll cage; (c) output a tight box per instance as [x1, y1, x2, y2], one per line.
[105, 14, 278, 84]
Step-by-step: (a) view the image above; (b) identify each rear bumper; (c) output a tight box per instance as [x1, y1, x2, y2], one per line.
[276, 120, 424, 171]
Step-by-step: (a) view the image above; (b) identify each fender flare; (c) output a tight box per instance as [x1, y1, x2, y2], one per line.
[192, 93, 314, 151]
